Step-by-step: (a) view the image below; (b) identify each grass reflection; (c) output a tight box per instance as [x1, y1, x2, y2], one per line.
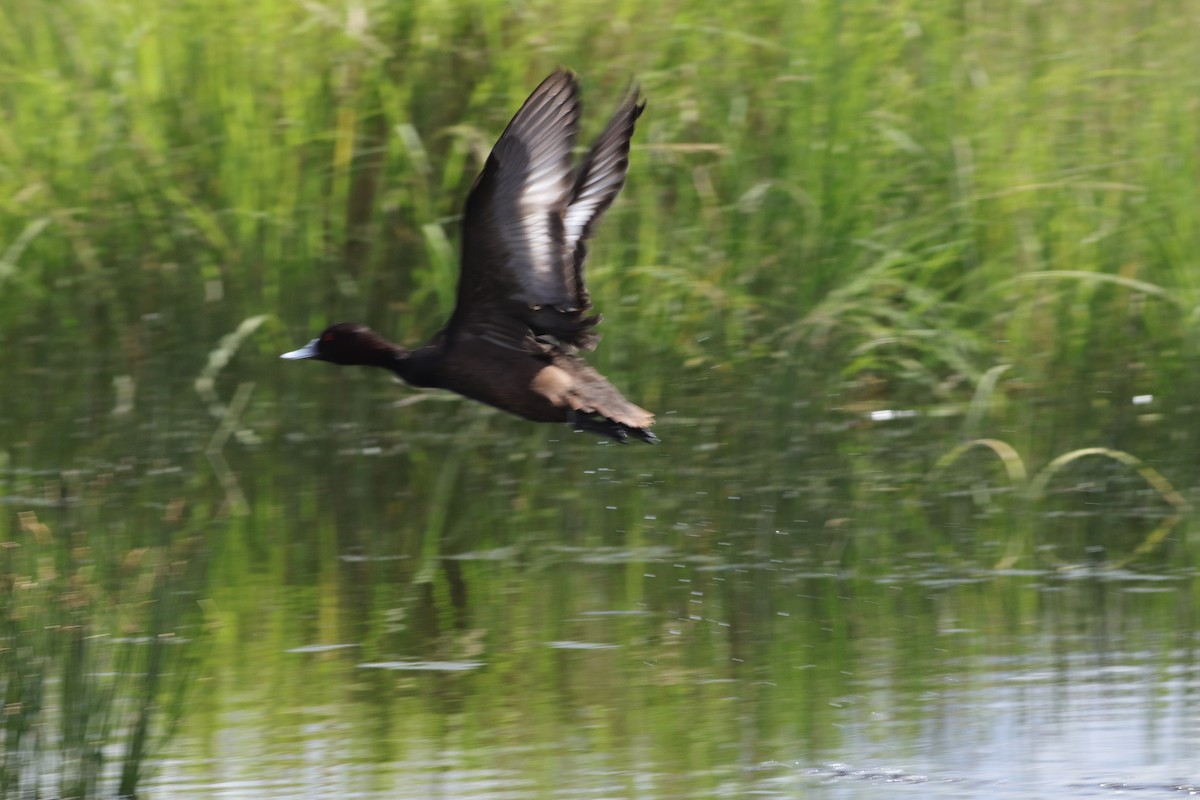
[0, 508, 207, 798]
[160, 510, 1200, 798]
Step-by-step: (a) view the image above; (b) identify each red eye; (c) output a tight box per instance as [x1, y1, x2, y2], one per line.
[323, 333, 334, 342]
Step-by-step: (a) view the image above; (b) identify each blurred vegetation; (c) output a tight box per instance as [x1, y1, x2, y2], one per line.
[0, 502, 207, 798]
[3, 0, 1199, 425]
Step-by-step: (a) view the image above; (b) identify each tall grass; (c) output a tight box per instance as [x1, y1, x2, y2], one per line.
[3, 0, 1199, 407]
[0, 1, 1196, 509]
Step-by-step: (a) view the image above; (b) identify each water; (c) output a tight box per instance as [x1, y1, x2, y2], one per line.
[3, 347, 1197, 798]
[144, 563, 1200, 799]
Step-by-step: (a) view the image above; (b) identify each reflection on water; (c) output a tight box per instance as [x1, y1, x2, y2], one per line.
[138, 563, 1190, 800]
[148, 553, 1199, 799]
[4, 358, 1199, 799]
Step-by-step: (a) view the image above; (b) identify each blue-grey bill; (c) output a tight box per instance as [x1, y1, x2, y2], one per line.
[280, 339, 320, 360]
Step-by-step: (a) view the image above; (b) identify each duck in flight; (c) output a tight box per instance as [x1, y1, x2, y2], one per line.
[282, 69, 657, 443]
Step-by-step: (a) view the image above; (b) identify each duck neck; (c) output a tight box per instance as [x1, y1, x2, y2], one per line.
[388, 346, 439, 388]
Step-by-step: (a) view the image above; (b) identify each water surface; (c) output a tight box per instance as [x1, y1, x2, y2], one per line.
[4, 349, 1197, 799]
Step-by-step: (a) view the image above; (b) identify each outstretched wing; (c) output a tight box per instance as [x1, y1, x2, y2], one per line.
[454, 70, 581, 324]
[561, 87, 645, 312]
[452, 70, 643, 350]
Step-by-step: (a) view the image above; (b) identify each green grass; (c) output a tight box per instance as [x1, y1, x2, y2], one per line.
[3, 0, 1200, 412]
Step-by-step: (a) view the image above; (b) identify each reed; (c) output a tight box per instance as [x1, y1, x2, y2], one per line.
[2, 0, 1199, 417]
[927, 438, 1188, 568]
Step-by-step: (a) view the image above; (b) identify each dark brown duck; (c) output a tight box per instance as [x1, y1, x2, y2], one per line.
[282, 70, 656, 443]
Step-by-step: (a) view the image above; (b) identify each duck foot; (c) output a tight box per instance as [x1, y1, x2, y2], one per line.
[568, 412, 659, 444]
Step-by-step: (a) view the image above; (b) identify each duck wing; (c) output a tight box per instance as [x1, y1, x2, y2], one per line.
[451, 69, 643, 351]
[560, 83, 644, 318]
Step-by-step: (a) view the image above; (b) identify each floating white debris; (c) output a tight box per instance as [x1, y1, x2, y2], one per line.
[286, 643, 360, 654]
[869, 409, 918, 422]
[358, 660, 484, 672]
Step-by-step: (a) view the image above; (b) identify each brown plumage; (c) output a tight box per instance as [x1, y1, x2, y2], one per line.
[282, 70, 656, 443]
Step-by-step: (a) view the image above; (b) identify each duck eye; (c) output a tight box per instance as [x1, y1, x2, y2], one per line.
[322, 333, 334, 342]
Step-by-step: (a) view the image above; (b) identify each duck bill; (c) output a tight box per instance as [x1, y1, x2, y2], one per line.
[280, 339, 320, 360]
